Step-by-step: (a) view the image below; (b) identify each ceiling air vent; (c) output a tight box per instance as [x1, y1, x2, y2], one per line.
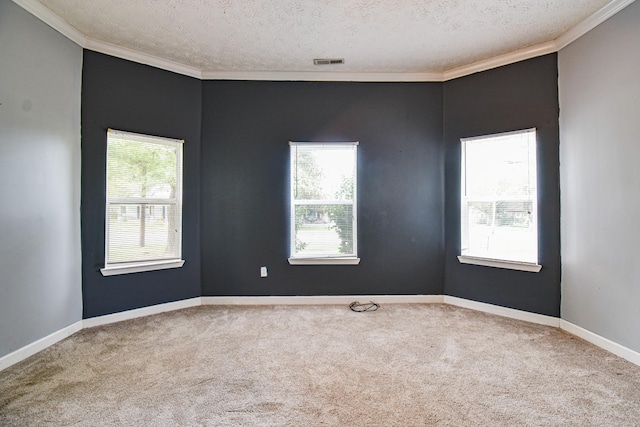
[314, 58, 344, 66]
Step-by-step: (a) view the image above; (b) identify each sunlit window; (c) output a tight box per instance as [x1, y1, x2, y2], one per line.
[461, 129, 537, 264]
[289, 142, 357, 261]
[103, 129, 183, 272]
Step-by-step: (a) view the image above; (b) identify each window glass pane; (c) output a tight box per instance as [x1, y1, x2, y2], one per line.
[464, 132, 536, 199]
[106, 203, 179, 264]
[292, 145, 355, 201]
[461, 129, 537, 264]
[290, 142, 357, 259]
[294, 204, 354, 256]
[464, 200, 536, 262]
[105, 130, 183, 268]
[107, 138, 178, 199]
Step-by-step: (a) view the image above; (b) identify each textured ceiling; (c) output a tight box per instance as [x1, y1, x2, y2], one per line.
[35, 0, 613, 74]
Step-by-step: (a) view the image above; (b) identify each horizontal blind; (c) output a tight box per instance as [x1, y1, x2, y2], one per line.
[105, 129, 183, 266]
[461, 128, 537, 263]
[290, 142, 357, 258]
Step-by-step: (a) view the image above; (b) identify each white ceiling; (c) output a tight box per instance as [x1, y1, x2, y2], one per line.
[21, 0, 633, 80]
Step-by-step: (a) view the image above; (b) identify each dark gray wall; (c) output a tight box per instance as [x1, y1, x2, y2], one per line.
[201, 81, 444, 296]
[81, 51, 201, 318]
[559, 1, 640, 351]
[0, 0, 83, 358]
[443, 54, 561, 316]
[79, 46, 561, 316]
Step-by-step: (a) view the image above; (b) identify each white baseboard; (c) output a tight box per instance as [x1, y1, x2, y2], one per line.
[201, 295, 444, 305]
[0, 320, 83, 371]
[82, 297, 202, 329]
[560, 320, 640, 367]
[444, 296, 561, 327]
[4, 295, 640, 372]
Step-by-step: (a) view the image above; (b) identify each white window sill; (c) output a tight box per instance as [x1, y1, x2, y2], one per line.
[100, 259, 185, 276]
[457, 256, 542, 273]
[288, 257, 361, 265]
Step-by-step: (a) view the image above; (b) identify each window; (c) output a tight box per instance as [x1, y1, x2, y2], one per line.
[459, 129, 541, 272]
[101, 129, 184, 276]
[289, 142, 359, 265]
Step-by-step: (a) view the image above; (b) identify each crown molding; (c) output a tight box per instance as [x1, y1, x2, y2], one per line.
[442, 0, 636, 80]
[200, 70, 444, 82]
[12, 0, 636, 82]
[12, 0, 86, 46]
[555, 0, 636, 50]
[442, 41, 558, 81]
[84, 38, 203, 79]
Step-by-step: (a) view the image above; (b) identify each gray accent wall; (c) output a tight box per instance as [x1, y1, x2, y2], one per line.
[559, 1, 640, 352]
[0, 1, 83, 358]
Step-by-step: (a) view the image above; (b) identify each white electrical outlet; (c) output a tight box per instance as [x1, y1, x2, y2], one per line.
[260, 266, 268, 277]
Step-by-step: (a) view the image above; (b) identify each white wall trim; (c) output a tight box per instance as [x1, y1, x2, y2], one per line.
[200, 70, 444, 82]
[14, 0, 635, 82]
[82, 297, 201, 329]
[11, 0, 87, 46]
[444, 296, 560, 327]
[0, 321, 83, 371]
[4, 295, 640, 372]
[442, 41, 557, 81]
[83, 38, 203, 79]
[100, 259, 185, 277]
[201, 295, 443, 305]
[288, 257, 361, 265]
[457, 255, 542, 273]
[560, 320, 640, 366]
[554, 0, 637, 51]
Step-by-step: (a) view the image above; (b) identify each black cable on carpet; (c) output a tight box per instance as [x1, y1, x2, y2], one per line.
[349, 301, 380, 312]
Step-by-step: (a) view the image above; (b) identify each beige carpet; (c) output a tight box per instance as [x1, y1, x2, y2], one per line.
[1, 304, 640, 426]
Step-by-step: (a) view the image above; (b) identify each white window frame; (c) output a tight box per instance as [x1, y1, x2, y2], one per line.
[288, 141, 360, 265]
[101, 129, 185, 276]
[458, 128, 541, 273]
